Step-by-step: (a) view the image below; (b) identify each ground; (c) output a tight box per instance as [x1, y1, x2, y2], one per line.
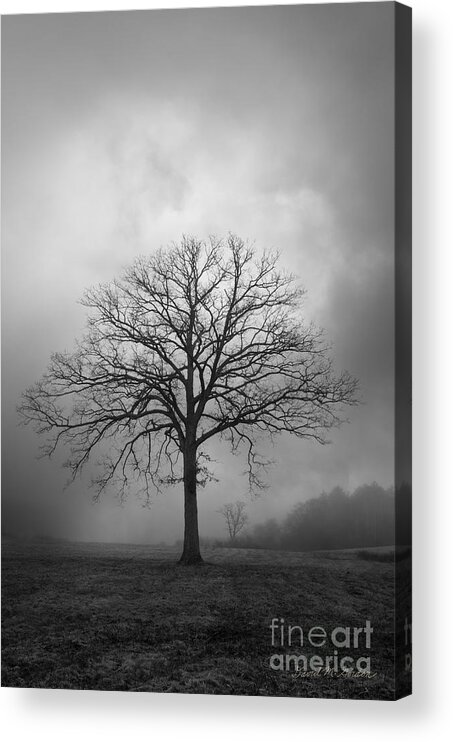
[1, 540, 410, 699]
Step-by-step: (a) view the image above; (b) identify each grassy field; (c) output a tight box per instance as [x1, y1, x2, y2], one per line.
[1, 540, 409, 699]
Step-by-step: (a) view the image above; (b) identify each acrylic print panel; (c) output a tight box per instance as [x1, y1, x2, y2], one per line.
[1, 3, 412, 699]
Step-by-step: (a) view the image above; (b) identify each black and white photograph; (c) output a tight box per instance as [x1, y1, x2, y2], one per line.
[1, 2, 412, 701]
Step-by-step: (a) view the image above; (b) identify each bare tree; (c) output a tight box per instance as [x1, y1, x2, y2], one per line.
[219, 501, 249, 542]
[19, 235, 358, 564]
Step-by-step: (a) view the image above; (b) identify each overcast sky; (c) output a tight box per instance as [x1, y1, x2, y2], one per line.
[2, 4, 396, 543]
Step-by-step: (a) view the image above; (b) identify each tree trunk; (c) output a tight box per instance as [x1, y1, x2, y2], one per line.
[179, 445, 203, 565]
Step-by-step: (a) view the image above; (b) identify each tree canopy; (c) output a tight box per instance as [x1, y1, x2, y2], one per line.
[20, 235, 358, 562]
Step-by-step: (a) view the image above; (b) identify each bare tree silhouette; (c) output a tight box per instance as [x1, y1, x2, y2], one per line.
[19, 235, 358, 564]
[219, 501, 249, 542]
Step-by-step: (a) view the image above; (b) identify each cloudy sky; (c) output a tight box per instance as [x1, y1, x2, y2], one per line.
[2, 3, 396, 543]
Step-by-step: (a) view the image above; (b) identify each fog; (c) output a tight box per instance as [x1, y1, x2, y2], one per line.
[2, 4, 396, 543]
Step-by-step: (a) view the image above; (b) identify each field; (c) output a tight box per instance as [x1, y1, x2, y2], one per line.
[1, 540, 409, 699]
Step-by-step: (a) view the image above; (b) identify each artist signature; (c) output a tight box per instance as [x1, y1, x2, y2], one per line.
[292, 669, 377, 679]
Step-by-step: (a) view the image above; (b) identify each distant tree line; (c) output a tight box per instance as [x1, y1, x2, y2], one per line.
[223, 482, 411, 552]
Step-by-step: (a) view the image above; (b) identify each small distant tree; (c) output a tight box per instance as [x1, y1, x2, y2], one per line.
[219, 500, 249, 542]
[19, 235, 358, 564]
